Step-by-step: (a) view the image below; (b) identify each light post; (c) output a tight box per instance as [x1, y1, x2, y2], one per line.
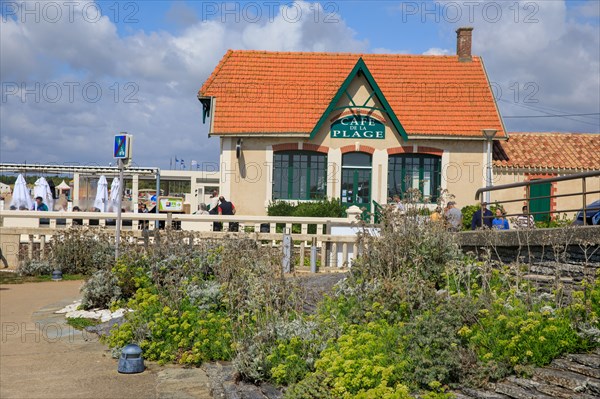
[113, 133, 132, 261]
[115, 158, 124, 260]
[482, 129, 497, 204]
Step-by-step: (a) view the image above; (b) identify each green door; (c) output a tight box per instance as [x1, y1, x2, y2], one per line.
[341, 152, 372, 218]
[530, 181, 551, 222]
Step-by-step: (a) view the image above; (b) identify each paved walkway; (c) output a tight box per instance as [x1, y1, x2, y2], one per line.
[0, 280, 212, 399]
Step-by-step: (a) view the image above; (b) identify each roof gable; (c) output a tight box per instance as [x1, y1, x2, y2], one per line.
[199, 50, 506, 138]
[309, 58, 408, 141]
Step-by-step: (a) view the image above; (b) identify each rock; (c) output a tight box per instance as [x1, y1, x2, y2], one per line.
[453, 393, 476, 399]
[552, 358, 600, 379]
[55, 301, 80, 314]
[260, 383, 283, 399]
[459, 387, 510, 398]
[507, 375, 594, 399]
[494, 380, 555, 399]
[84, 316, 124, 336]
[533, 367, 600, 394]
[564, 353, 600, 369]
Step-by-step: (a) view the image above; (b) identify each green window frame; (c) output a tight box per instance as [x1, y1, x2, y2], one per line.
[388, 154, 442, 201]
[273, 151, 327, 200]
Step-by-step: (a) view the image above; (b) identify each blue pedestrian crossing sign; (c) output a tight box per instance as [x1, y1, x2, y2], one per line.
[114, 134, 132, 159]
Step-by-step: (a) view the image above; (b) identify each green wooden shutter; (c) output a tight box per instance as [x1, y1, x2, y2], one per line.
[530, 182, 551, 222]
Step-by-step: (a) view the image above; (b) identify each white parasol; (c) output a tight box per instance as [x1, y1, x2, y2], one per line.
[33, 177, 54, 211]
[93, 175, 109, 212]
[56, 180, 71, 192]
[109, 177, 120, 212]
[9, 174, 33, 210]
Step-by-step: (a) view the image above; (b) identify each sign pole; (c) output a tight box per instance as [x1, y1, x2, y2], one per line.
[115, 158, 125, 261]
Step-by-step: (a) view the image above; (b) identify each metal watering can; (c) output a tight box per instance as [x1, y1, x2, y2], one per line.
[118, 344, 144, 374]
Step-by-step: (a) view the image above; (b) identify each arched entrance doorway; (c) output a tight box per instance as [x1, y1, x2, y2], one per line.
[341, 152, 372, 213]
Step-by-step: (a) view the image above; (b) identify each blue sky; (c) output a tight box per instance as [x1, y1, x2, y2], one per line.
[1, 1, 599, 169]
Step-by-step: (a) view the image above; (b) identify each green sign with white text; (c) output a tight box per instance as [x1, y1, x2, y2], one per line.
[330, 116, 385, 139]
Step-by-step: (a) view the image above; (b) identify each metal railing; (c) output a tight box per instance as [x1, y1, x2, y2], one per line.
[474, 170, 600, 227]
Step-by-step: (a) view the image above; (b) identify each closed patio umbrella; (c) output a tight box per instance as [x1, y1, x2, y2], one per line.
[109, 177, 120, 212]
[33, 177, 54, 211]
[10, 174, 33, 210]
[93, 176, 109, 212]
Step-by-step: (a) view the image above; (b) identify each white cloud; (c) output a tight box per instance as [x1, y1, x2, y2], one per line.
[422, 47, 450, 55]
[1, 0, 598, 173]
[0, 1, 368, 168]
[436, 0, 599, 132]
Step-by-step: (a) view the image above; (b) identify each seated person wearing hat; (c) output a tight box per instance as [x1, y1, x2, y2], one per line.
[471, 202, 493, 229]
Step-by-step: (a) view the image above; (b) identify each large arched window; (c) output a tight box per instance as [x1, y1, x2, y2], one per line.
[273, 151, 327, 200]
[388, 154, 441, 201]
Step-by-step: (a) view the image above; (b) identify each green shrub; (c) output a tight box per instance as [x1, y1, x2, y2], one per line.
[17, 259, 53, 276]
[51, 227, 113, 274]
[106, 288, 232, 365]
[112, 254, 153, 300]
[283, 372, 335, 399]
[314, 320, 407, 398]
[267, 198, 345, 218]
[267, 201, 296, 216]
[461, 293, 589, 369]
[267, 337, 311, 385]
[400, 305, 466, 388]
[460, 204, 479, 231]
[81, 270, 121, 309]
[67, 317, 100, 330]
[534, 213, 573, 228]
[352, 206, 461, 314]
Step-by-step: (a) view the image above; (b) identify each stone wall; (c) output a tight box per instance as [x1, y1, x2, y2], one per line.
[459, 226, 600, 291]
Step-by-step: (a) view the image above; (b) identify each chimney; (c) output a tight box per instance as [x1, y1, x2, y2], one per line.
[456, 27, 473, 62]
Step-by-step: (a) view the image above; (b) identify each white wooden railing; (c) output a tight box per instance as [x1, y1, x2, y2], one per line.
[0, 209, 366, 270]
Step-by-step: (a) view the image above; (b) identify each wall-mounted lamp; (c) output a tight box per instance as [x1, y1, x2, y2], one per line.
[236, 138, 243, 159]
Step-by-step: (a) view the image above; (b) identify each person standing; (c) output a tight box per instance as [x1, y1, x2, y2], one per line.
[218, 196, 238, 232]
[492, 208, 509, 230]
[471, 202, 493, 229]
[516, 205, 535, 229]
[445, 201, 462, 232]
[208, 190, 219, 214]
[33, 196, 48, 211]
[208, 190, 222, 231]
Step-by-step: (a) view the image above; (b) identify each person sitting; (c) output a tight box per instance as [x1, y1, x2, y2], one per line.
[492, 208, 509, 230]
[430, 206, 443, 223]
[471, 202, 493, 229]
[194, 203, 209, 215]
[88, 207, 101, 226]
[515, 205, 535, 229]
[72, 206, 83, 226]
[33, 196, 48, 211]
[138, 203, 149, 230]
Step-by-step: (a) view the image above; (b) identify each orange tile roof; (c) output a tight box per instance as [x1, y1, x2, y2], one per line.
[199, 50, 505, 138]
[494, 132, 600, 171]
